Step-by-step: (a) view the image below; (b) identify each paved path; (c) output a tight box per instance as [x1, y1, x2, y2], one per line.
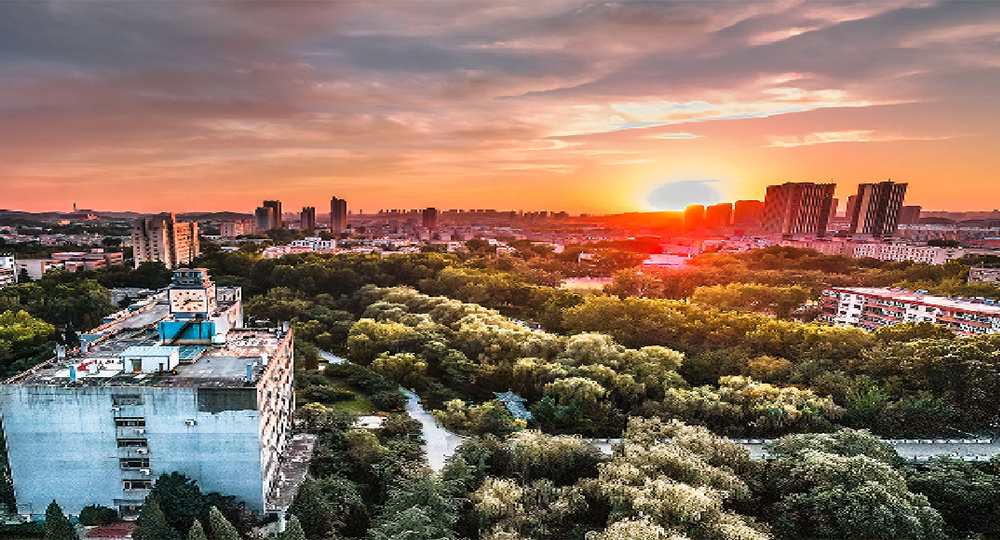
[402, 388, 466, 471]
[318, 350, 348, 365]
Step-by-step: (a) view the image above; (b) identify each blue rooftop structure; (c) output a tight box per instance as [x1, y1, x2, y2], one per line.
[494, 390, 533, 420]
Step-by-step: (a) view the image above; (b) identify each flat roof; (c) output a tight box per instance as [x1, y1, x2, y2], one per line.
[828, 287, 1000, 315]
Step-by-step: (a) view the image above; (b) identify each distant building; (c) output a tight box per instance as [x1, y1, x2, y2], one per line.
[899, 205, 922, 225]
[820, 286, 1000, 336]
[51, 250, 124, 272]
[255, 200, 282, 231]
[0, 269, 294, 518]
[220, 220, 253, 239]
[849, 181, 908, 239]
[300, 207, 316, 231]
[131, 213, 199, 269]
[330, 197, 348, 232]
[704, 203, 733, 228]
[15, 259, 67, 280]
[969, 267, 1000, 283]
[684, 205, 705, 230]
[852, 243, 965, 265]
[0, 254, 16, 286]
[422, 207, 438, 229]
[732, 200, 764, 228]
[762, 182, 836, 236]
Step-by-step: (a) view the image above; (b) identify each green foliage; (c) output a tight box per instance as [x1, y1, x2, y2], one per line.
[185, 520, 206, 540]
[78, 505, 118, 526]
[43, 501, 77, 540]
[908, 457, 1000, 536]
[0, 276, 115, 331]
[370, 474, 460, 540]
[133, 498, 178, 540]
[287, 480, 335, 540]
[206, 507, 239, 540]
[690, 283, 813, 319]
[277, 515, 305, 540]
[432, 400, 519, 436]
[0, 310, 56, 376]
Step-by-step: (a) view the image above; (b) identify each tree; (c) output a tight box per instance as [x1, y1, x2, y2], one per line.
[287, 479, 335, 540]
[278, 515, 306, 540]
[186, 520, 207, 540]
[371, 474, 460, 540]
[133, 497, 178, 540]
[44, 501, 77, 540]
[206, 507, 240, 540]
[78, 504, 118, 526]
[151, 472, 205, 533]
[908, 457, 1000, 536]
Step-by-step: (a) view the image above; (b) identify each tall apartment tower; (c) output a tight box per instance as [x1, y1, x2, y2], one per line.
[849, 181, 908, 239]
[761, 182, 836, 236]
[422, 207, 439, 229]
[704, 203, 733, 228]
[732, 200, 764, 227]
[131, 213, 199, 269]
[684, 205, 705, 230]
[330, 197, 348, 232]
[254, 201, 282, 232]
[300, 207, 316, 231]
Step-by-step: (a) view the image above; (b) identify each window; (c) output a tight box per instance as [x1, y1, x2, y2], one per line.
[120, 458, 150, 469]
[117, 439, 148, 448]
[115, 418, 146, 428]
[123, 480, 153, 490]
[113, 395, 142, 406]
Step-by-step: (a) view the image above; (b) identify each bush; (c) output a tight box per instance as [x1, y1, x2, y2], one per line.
[79, 504, 118, 526]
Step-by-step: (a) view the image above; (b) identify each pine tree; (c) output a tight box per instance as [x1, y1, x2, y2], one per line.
[287, 480, 334, 540]
[44, 501, 77, 540]
[133, 497, 178, 540]
[186, 520, 207, 540]
[207, 506, 240, 540]
[279, 515, 306, 540]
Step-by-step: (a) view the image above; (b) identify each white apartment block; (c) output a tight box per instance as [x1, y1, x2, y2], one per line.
[821, 287, 1000, 336]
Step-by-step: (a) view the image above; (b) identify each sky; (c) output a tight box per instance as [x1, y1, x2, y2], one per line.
[3, 1, 1000, 215]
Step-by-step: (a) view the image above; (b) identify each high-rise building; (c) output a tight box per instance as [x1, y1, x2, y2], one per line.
[732, 200, 764, 227]
[704, 203, 733, 228]
[0, 269, 294, 518]
[300, 207, 316, 231]
[684, 205, 705, 230]
[898, 205, 922, 225]
[761, 182, 836, 236]
[849, 181, 908, 238]
[132, 213, 199, 269]
[330, 197, 348, 232]
[265, 200, 283, 229]
[254, 200, 282, 232]
[422, 207, 438, 229]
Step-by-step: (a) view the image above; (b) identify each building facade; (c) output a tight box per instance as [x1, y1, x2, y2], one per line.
[820, 287, 1000, 336]
[0, 269, 294, 518]
[849, 181, 908, 239]
[330, 197, 348, 232]
[761, 182, 836, 236]
[132, 214, 199, 269]
[220, 220, 253, 239]
[300, 207, 316, 231]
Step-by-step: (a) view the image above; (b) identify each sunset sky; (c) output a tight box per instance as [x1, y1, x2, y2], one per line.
[3, 1, 1000, 214]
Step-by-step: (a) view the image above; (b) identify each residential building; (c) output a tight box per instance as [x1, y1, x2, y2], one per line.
[300, 207, 316, 231]
[732, 200, 764, 228]
[422, 207, 438, 230]
[852, 243, 966, 264]
[684, 205, 705, 230]
[0, 254, 15, 286]
[51, 249, 125, 272]
[820, 287, 1000, 336]
[131, 213, 199, 269]
[255, 200, 282, 231]
[0, 269, 294, 518]
[14, 259, 67, 280]
[899, 205, 922, 225]
[761, 182, 836, 236]
[704, 203, 733, 228]
[969, 267, 1000, 283]
[849, 181, 908, 239]
[330, 197, 348, 232]
[220, 220, 253, 239]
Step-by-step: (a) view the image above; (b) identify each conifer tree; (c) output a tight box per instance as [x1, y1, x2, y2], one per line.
[207, 506, 240, 540]
[44, 501, 77, 540]
[186, 520, 207, 540]
[133, 498, 178, 540]
[279, 515, 306, 540]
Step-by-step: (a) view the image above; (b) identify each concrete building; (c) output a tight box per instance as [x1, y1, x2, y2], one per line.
[849, 181, 908, 239]
[852, 243, 966, 264]
[14, 258, 67, 280]
[732, 200, 764, 228]
[899, 205, 922, 225]
[289, 237, 337, 251]
[51, 250, 125, 272]
[132, 214, 199, 269]
[422, 207, 438, 230]
[762, 182, 836, 236]
[704, 203, 733, 228]
[220, 220, 253, 239]
[255, 201, 282, 231]
[684, 205, 705, 230]
[969, 267, 1000, 283]
[820, 287, 1000, 336]
[330, 197, 348, 232]
[0, 269, 294, 519]
[300, 207, 316, 231]
[0, 254, 15, 286]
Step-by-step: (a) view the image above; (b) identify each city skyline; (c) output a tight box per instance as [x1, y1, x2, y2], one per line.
[3, 2, 1000, 213]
